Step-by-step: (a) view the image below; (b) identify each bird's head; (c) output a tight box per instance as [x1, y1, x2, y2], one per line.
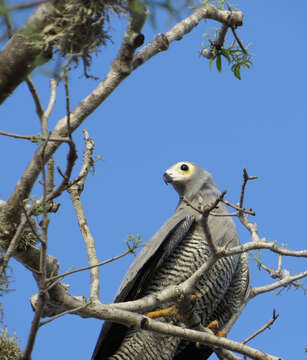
[163, 161, 218, 205]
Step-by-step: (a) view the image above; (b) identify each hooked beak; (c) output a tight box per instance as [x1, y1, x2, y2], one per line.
[163, 172, 173, 184]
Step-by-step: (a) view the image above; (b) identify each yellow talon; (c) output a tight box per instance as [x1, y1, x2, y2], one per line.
[146, 305, 177, 319]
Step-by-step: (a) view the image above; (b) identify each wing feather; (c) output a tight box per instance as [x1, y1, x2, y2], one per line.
[92, 207, 196, 360]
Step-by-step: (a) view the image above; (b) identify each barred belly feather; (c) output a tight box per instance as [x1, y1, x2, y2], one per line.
[109, 221, 239, 360]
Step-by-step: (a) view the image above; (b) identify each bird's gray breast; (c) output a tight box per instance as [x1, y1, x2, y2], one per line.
[108, 214, 240, 360]
[142, 219, 238, 324]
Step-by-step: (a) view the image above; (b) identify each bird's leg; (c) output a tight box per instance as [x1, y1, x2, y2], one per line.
[145, 294, 197, 323]
[146, 304, 185, 322]
[195, 320, 226, 349]
[206, 320, 226, 337]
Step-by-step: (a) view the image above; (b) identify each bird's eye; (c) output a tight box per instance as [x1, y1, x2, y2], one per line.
[180, 164, 189, 171]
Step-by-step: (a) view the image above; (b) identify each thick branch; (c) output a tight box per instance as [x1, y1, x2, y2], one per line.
[0, 1, 56, 103]
[58, 298, 281, 360]
[3, 3, 241, 223]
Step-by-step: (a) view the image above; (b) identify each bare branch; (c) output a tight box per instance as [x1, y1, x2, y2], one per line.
[41, 79, 57, 137]
[39, 304, 87, 327]
[181, 190, 227, 215]
[46, 140, 77, 201]
[133, 4, 242, 68]
[0, 130, 71, 143]
[68, 130, 99, 301]
[239, 168, 258, 209]
[8, 0, 49, 11]
[47, 158, 55, 194]
[251, 270, 307, 298]
[22, 137, 51, 360]
[215, 348, 242, 360]
[5, 3, 242, 219]
[242, 309, 279, 345]
[22, 289, 47, 360]
[47, 248, 134, 284]
[64, 72, 72, 140]
[0, 217, 28, 276]
[1, 0, 13, 38]
[222, 199, 255, 216]
[26, 76, 44, 119]
[231, 26, 247, 54]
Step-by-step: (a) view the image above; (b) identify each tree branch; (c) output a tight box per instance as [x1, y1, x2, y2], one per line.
[242, 309, 279, 345]
[22, 138, 50, 360]
[3, 3, 242, 223]
[68, 130, 100, 301]
[46, 248, 135, 284]
[0, 1, 57, 103]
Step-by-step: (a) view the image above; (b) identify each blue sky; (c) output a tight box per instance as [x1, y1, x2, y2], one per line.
[1, 1, 307, 359]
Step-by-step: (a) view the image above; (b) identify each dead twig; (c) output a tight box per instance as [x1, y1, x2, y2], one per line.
[242, 309, 279, 345]
[39, 304, 87, 327]
[8, 0, 49, 11]
[26, 76, 44, 119]
[41, 79, 57, 137]
[22, 134, 51, 360]
[222, 199, 255, 216]
[0, 130, 71, 143]
[239, 168, 258, 210]
[46, 248, 134, 284]
[231, 26, 247, 54]
[68, 130, 100, 301]
[0, 217, 28, 276]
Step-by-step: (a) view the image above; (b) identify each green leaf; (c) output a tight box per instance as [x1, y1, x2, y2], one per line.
[209, 56, 215, 71]
[221, 49, 231, 63]
[234, 66, 241, 80]
[216, 54, 222, 72]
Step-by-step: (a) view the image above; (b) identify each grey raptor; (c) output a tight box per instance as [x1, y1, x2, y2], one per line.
[92, 161, 249, 360]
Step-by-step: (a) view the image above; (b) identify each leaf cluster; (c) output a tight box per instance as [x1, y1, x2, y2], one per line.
[125, 234, 143, 255]
[207, 41, 253, 79]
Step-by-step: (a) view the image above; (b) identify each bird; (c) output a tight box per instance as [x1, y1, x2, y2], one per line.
[92, 161, 249, 360]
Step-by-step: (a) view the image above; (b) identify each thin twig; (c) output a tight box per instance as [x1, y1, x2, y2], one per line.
[46, 249, 134, 284]
[64, 72, 72, 140]
[239, 168, 258, 210]
[0, 217, 28, 276]
[46, 140, 77, 201]
[251, 270, 307, 298]
[41, 79, 57, 137]
[42, 72, 77, 202]
[0, 130, 71, 143]
[39, 304, 87, 327]
[222, 199, 255, 216]
[26, 76, 44, 119]
[69, 129, 94, 190]
[68, 130, 100, 301]
[231, 26, 247, 54]
[242, 309, 279, 344]
[1, 0, 13, 38]
[22, 290, 46, 360]
[22, 135, 51, 360]
[216, 348, 241, 360]
[277, 255, 282, 273]
[8, 0, 49, 11]
[47, 158, 55, 194]
[181, 190, 227, 215]
[21, 206, 43, 243]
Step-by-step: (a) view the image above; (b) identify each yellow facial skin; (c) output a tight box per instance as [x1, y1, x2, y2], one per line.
[165, 161, 195, 183]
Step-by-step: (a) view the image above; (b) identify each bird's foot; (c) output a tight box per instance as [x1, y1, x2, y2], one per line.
[146, 305, 185, 322]
[195, 320, 226, 349]
[207, 320, 226, 337]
